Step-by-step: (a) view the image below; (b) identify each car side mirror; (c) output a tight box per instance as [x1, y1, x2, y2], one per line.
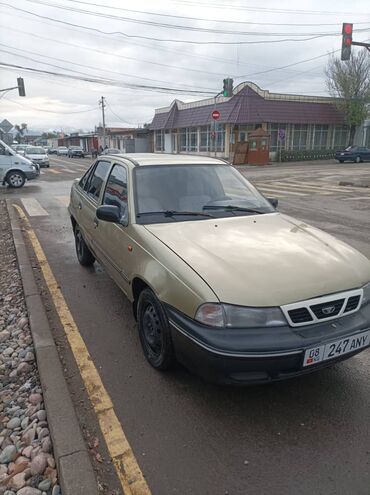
[96, 205, 121, 223]
[267, 197, 278, 208]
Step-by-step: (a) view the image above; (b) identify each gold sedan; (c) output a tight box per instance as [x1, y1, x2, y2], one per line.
[69, 153, 370, 384]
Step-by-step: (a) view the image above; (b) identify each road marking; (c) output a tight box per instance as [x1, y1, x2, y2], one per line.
[265, 182, 332, 195]
[40, 170, 45, 175]
[13, 204, 151, 495]
[21, 198, 48, 217]
[47, 169, 62, 174]
[256, 186, 308, 196]
[342, 196, 370, 201]
[55, 196, 70, 206]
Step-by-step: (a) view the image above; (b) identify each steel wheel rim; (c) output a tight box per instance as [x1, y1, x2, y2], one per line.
[142, 303, 162, 357]
[9, 174, 23, 187]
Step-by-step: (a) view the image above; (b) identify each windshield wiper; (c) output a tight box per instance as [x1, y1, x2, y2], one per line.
[203, 205, 264, 214]
[137, 210, 215, 218]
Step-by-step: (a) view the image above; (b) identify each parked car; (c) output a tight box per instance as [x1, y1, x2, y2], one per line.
[335, 145, 370, 163]
[68, 146, 85, 158]
[68, 154, 370, 384]
[100, 148, 121, 155]
[57, 146, 68, 156]
[0, 139, 39, 188]
[24, 146, 50, 168]
[48, 147, 58, 154]
[13, 144, 28, 156]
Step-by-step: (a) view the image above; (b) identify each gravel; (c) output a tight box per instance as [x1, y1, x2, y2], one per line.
[0, 201, 60, 494]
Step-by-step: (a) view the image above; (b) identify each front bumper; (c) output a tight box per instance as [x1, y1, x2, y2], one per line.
[24, 170, 39, 180]
[166, 303, 370, 384]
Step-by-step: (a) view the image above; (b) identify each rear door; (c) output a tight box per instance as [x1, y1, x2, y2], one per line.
[74, 159, 111, 248]
[92, 163, 131, 294]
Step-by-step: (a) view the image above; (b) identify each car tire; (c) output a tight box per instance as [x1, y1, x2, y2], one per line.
[355, 156, 361, 163]
[137, 288, 175, 370]
[6, 171, 26, 188]
[339, 160, 344, 163]
[74, 225, 95, 266]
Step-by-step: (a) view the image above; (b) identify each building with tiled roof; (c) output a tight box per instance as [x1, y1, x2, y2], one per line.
[150, 82, 351, 159]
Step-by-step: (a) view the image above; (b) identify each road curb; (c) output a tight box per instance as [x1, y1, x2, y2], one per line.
[6, 200, 99, 495]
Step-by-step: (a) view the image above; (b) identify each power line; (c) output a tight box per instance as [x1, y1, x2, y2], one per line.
[4, 97, 98, 114]
[0, 21, 329, 77]
[52, 0, 370, 27]
[22, 0, 369, 37]
[106, 101, 138, 126]
[174, 0, 370, 16]
[0, 42, 217, 91]
[1, 2, 365, 45]
[0, 61, 217, 96]
[0, 8, 346, 70]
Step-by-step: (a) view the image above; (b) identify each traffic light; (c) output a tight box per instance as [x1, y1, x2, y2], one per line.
[17, 77, 25, 97]
[223, 78, 233, 97]
[341, 23, 353, 61]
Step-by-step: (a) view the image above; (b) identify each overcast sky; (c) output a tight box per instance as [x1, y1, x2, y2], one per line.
[0, 0, 369, 132]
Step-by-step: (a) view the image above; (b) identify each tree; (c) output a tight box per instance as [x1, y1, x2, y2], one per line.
[325, 50, 370, 145]
[14, 123, 28, 143]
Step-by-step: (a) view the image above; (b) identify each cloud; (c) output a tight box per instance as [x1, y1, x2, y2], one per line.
[0, 0, 369, 130]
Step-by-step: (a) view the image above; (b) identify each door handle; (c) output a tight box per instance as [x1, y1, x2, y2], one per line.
[93, 218, 99, 228]
[78, 202, 82, 210]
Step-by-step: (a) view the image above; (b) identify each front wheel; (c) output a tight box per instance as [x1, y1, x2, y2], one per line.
[137, 288, 175, 370]
[6, 171, 26, 188]
[74, 225, 95, 266]
[338, 160, 344, 163]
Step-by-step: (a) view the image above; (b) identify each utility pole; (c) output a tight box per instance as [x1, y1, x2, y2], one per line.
[99, 96, 106, 147]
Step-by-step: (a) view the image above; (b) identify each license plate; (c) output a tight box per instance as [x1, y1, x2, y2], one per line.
[303, 330, 370, 367]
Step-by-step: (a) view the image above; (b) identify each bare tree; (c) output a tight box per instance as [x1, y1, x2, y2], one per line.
[14, 123, 28, 143]
[325, 50, 370, 145]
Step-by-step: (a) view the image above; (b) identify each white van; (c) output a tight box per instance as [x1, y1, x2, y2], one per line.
[0, 140, 39, 188]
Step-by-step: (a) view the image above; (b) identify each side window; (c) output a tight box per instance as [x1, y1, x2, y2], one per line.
[103, 165, 128, 219]
[0, 145, 6, 155]
[87, 160, 110, 201]
[79, 163, 95, 191]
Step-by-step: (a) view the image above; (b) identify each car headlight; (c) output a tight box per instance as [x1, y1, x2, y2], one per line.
[195, 303, 287, 328]
[362, 283, 370, 307]
[31, 165, 36, 171]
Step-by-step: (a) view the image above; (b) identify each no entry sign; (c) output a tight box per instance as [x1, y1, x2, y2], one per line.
[212, 110, 220, 120]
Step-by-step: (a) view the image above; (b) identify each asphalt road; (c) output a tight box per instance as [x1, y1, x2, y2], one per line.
[2, 156, 370, 495]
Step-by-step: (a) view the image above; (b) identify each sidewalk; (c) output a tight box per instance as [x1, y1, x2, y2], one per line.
[0, 200, 60, 495]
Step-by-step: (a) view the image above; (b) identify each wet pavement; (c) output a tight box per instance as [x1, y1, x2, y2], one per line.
[1, 157, 370, 494]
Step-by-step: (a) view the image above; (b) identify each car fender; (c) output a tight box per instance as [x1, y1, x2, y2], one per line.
[128, 225, 219, 319]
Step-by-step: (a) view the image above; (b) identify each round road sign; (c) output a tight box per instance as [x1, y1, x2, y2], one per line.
[212, 110, 220, 120]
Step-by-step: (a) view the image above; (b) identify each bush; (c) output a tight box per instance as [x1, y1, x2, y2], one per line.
[278, 149, 336, 162]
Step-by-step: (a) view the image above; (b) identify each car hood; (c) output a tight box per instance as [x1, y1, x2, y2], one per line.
[26, 154, 47, 159]
[144, 213, 370, 307]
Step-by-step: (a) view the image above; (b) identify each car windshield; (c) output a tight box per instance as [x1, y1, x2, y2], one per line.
[134, 164, 274, 224]
[59, 147, 67, 150]
[345, 146, 356, 151]
[26, 147, 46, 154]
[70, 147, 82, 150]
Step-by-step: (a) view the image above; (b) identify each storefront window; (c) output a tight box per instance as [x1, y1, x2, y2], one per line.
[179, 127, 198, 151]
[333, 125, 349, 149]
[200, 126, 210, 151]
[237, 124, 255, 142]
[215, 123, 225, 152]
[313, 124, 329, 150]
[291, 124, 308, 150]
[155, 130, 164, 152]
[268, 123, 287, 151]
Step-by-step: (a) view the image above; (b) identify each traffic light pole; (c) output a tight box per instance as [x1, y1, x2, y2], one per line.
[213, 91, 223, 157]
[0, 86, 19, 92]
[351, 41, 370, 51]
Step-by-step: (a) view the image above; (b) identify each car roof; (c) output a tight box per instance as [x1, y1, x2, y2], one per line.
[106, 153, 228, 167]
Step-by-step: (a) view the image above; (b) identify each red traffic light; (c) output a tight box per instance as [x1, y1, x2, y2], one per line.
[343, 23, 353, 35]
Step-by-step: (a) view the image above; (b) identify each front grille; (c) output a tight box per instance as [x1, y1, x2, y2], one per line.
[288, 308, 313, 324]
[281, 289, 363, 327]
[310, 299, 344, 319]
[344, 295, 361, 313]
